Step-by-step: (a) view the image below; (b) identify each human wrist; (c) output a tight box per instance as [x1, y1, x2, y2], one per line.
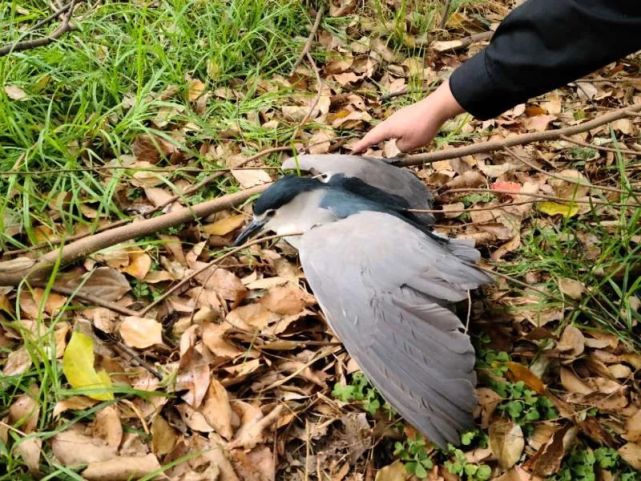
[418, 80, 465, 124]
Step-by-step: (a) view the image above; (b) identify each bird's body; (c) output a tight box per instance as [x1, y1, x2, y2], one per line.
[235, 156, 492, 447]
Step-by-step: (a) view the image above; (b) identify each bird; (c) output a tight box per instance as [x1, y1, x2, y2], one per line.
[234, 157, 492, 447]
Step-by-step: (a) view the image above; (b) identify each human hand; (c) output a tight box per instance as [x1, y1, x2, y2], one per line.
[351, 80, 465, 153]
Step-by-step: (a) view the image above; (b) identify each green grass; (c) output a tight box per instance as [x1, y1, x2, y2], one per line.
[0, 0, 312, 250]
[497, 150, 641, 346]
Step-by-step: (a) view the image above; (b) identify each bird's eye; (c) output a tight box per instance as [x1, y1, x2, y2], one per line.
[265, 209, 276, 217]
[320, 173, 330, 182]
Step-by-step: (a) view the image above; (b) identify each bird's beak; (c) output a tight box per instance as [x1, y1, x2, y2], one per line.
[233, 218, 266, 246]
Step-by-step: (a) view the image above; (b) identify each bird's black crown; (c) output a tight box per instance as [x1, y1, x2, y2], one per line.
[253, 175, 323, 215]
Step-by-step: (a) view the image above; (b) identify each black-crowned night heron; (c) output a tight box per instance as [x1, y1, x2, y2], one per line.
[235, 155, 492, 447]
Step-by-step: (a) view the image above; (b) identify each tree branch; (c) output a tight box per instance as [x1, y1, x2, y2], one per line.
[0, 184, 269, 286]
[395, 103, 641, 167]
[289, 5, 324, 76]
[0, 0, 78, 57]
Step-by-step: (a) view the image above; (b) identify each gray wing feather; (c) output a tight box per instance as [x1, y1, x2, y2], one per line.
[299, 212, 492, 447]
[282, 154, 434, 224]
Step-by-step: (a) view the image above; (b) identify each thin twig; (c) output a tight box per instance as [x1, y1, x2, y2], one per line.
[396, 103, 641, 167]
[0, 0, 78, 57]
[439, 0, 453, 29]
[504, 146, 641, 195]
[291, 51, 323, 140]
[560, 135, 641, 156]
[49, 285, 138, 316]
[108, 339, 163, 380]
[440, 188, 640, 208]
[289, 5, 324, 76]
[431, 30, 493, 53]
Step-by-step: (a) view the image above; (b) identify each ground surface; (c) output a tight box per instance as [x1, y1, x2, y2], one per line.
[1, 1, 641, 480]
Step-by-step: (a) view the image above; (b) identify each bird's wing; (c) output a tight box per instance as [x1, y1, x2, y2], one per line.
[282, 154, 434, 224]
[299, 212, 491, 447]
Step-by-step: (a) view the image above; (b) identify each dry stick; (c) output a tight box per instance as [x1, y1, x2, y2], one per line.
[4, 146, 292, 256]
[439, 0, 453, 29]
[504, 146, 641, 195]
[138, 233, 288, 316]
[559, 135, 641, 156]
[0, 184, 269, 286]
[0, 0, 77, 57]
[395, 103, 641, 167]
[440, 188, 640, 208]
[289, 5, 324, 76]
[49, 285, 138, 316]
[291, 51, 323, 141]
[108, 339, 163, 380]
[432, 30, 493, 53]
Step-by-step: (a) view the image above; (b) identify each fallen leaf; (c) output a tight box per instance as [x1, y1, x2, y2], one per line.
[151, 415, 178, 456]
[119, 316, 163, 349]
[524, 425, 574, 476]
[9, 391, 39, 433]
[52, 429, 116, 466]
[53, 396, 98, 417]
[260, 283, 314, 315]
[4, 85, 28, 101]
[63, 331, 113, 401]
[491, 181, 522, 195]
[619, 442, 641, 471]
[3, 347, 32, 376]
[506, 362, 545, 394]
[489, 418, 524, 469]
[201, 378, 234, 440]
[231, 169, 272, 188]
[203, 214, 246, 236]
[14, 438, 41, 474]
[187, 78, 206, 102]
[557, 325, 585, 357]
[231, 403, 284, 449]
[122, 251, 152, 280]
[82, 453, 161, 481]
[625, 409, 641, 442]
[93, 405, 122, 450]
[558, 278, 585, 300]
[537, 201, 579, 218]
[66, 267, 131, 301]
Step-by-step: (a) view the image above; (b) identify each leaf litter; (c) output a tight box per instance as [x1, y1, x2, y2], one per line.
[1, 1, 641, 480]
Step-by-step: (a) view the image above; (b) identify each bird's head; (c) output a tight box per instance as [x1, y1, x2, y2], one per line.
[234, 175, 328, 246]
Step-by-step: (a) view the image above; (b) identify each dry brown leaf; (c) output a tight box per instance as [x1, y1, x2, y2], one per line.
[227, 303, 279, 331]
[3, 347, 32, 376]
[53, 396, 98, 417]
[9, 391, 39, 433]
[52, 429, 117, 466]
[619, 442, 641, 471]
[231, 403, 284, 449]
[14, 438, 41, 474]
[203, 214, 246, 236]
[68, 267, 131, 301]
[82, 453, 162, 481]
[556, 325, 585, 357]
[187, 78, 206, 102]
[260, 283, 314, 315]
[523, 114, 555, 132]
[506, 362, 545, 394]
[123, 251, 152, 280]
[119, 316, 163, 349]
[524, 425, 574, 476]
[560, 367, 592, 394]
[489, 418, 524, 469]
[625, 409, 641, 442]
[231, 169, 272, 188]
[232, 446, 276, 481]
[151, 414, 178, 456]
[307, 130, 335, 154]
[93, 405, 122, 450]
[201, 322, 243, 359]
[176, 348, 211, 407]
[144, 186, 175, 207]
[201, 377, 234, 440]
[558, 278, 585, 300]
[201, 268, 247, 302]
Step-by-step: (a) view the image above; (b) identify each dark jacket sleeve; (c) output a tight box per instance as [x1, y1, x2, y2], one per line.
[449, 0, 641, 120]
